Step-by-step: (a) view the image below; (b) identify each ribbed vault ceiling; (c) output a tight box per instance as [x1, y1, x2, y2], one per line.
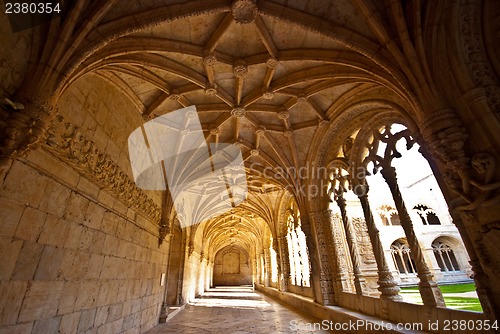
[46, 0, 423, 255]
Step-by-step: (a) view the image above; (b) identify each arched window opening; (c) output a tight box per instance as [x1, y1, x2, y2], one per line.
[377, 205, 400, 226]
[379, 213, 390, 226]
[427, 212, 441, 225]
[390, 240, 417, 275]
[286, 206, 310, 287]
[413, 204, 441, 225]
[432, 241, 460, 272]
[390, 212, 400, 225]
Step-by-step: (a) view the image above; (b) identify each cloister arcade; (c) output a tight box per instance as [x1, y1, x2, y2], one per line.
[1, 0, 499, 333]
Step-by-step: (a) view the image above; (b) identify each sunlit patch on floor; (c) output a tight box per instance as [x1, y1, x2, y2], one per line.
[191, 286, 272, 308]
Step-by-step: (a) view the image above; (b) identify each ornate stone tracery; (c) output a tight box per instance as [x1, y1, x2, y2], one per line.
[361, 123, 445, 307]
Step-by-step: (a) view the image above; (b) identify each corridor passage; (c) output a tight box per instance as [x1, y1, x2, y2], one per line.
[145, 286, 332, 334]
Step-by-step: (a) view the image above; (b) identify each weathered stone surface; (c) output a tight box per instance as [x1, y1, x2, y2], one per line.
[38, 178, 72, 218]
[18, 281, 64, 322]
[0, 161, 47, 208]
[0, 237, 23, 280]
[0, 281, 28, 325]
[0, 197, 25, 238]
[38, 215, 69, 247]
[59, 312, 81, 334]
[15, 207, 46, 241]
[11, 241, 44, 280]
[34, 245, 65, 280]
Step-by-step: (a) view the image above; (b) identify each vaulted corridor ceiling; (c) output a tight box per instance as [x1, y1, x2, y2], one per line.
[1, 0, 499, 332]
[52, 0, 420, 251]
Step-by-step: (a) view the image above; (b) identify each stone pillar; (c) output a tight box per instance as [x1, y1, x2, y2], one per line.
[357, 187, 402, 301]
[264, 249, 271, 287]
[159, 233, 173, 323]
[272, 240, 281, 290]
[380, 166, 445, 307]
[259, 249, 269, 286]
[300, 215, 325, 304]
[335, 194, 366, 295]
[277, 236, 290, 292]
[311, 211, 336, 305]
[323, 210, 352, 294]
[177, 233, 186, 305]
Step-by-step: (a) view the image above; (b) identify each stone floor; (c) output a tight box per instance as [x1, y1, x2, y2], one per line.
[145, 286, 333, 334]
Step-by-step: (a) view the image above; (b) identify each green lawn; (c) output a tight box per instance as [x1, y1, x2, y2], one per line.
[438, 283, 476, 294]
[399, 283, 483, 312]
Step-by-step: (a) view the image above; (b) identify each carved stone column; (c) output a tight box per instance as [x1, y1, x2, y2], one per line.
[380, 166, 445, 307]
[335, 195, 366, 295]
[277, 236, 290, 292]
[300, 215, 325, 304]
[311, 211, 336, 305]
[0, 95, 57, 171]
[356, 184, 401, 300]
[322, 210, 352, 294]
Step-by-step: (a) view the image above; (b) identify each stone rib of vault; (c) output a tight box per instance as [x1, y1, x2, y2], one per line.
[128, 106, 248, 227]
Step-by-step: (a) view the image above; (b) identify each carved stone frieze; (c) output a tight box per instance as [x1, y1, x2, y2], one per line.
[43, 114, 161, 224]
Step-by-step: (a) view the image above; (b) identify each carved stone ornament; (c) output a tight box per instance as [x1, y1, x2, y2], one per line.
[452, 152, 500, 211]
[158, 222, 171, 247]
[417, 109, 500, 211]
[204, 84, 217, 96]
[202, 54, 217, 67]
[43, 114, 162, 224]
[231, 107, 246, 117]
[231, 0, 258, 24]
[421, 109, 469, 170]
[342, 137, 354, 158]
[262, 90, 274, 99]
[278, 110, 289, 120]
[266, 58, 278, 68]
[233, 61, 248, 78]
[0, 95, 57, 169]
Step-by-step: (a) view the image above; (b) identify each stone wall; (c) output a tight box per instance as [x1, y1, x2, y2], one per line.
[0, 153, 167, 334]
[213, 247, 252, 286]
